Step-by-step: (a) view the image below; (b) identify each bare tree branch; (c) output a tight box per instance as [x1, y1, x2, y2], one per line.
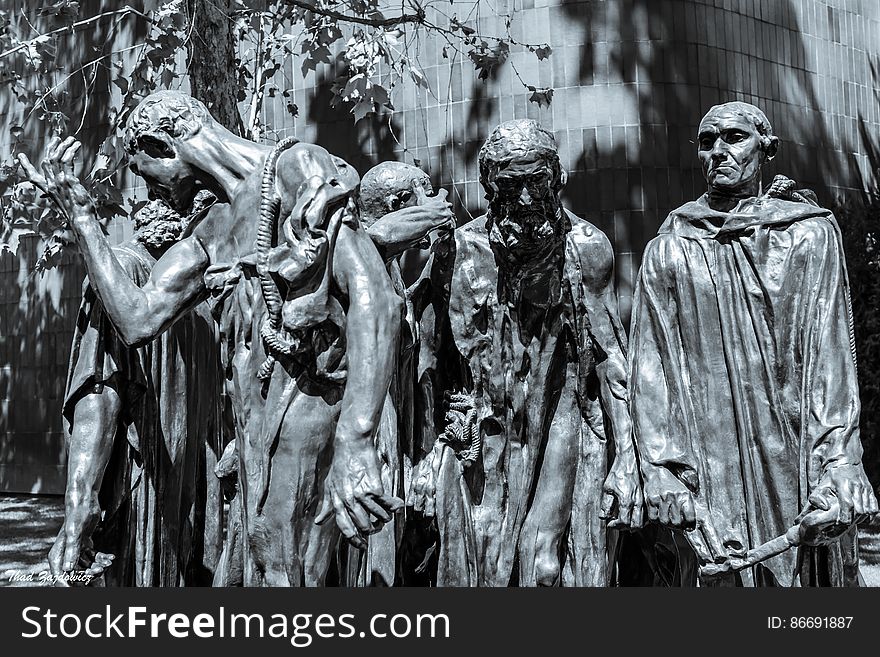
[282, 0, 426, 28]
[0, 7, 150, 60]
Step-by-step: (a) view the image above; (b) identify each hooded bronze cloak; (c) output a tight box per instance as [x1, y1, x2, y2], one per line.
[630, 195, 863, 586]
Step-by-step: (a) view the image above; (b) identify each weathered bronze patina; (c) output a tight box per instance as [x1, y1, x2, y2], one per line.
[629, 101, 879, 586]
[20, 91, 406, 586]
[54, 194, 225, 586]
[410, 119, 642, 586]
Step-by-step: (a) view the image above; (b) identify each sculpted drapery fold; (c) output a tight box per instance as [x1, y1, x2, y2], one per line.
[630, 196, 864, 585]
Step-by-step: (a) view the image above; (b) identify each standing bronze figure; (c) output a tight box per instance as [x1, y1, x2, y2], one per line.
[411, 119, 641, 586]
[629, 101, 879, 586]
[342, 161, 455, 585]
[55, 195, 225, 586]
[19, 91, 404, 586]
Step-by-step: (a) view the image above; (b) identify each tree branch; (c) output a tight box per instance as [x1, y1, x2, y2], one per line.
[282, 0, 426, 28]
[0, 7, 150, 60]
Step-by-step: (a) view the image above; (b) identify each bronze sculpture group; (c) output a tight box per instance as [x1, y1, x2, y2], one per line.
[18, 94, 879, 587]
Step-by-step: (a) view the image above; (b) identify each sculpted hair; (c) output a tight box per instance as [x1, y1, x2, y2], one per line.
[124, 90, 213, 155]
[702, 101, 776, 151]
[134, 190, 215, 248]
[478, 119, 563, 196]
[133, 199, 185, 248]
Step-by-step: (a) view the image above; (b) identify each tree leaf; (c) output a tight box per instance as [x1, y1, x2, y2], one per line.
[111, 75, 129, 94]
[33, 234, 66, 273]
[369, 83, 390, 107]
[409, 66, 429, 89]
[352, 98, 374, 122]
[38, 1, 79, 20]
[527, 86, 554, 108]
[342, 74, 368, 101]
[160, 67, 176, 88]
[468, 42, 509, 80]
[535, 45, 552, 60]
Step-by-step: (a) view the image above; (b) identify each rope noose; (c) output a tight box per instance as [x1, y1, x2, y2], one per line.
[764, 174, 812, 205]
[256, 136, 299, 381]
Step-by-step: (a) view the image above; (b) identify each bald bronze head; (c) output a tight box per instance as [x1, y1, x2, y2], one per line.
[697, 101, 779, 197]
[358, 161, 433, 227]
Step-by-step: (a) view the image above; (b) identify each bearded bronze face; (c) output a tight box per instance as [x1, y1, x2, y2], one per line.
[479, 120, 567, 259]
[124, 91, 215, 214]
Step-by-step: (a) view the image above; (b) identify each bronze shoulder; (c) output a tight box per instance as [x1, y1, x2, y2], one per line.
[565, 211, 615, 289]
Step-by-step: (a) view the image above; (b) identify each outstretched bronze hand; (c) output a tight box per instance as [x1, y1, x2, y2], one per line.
[18, 136, 95, 223]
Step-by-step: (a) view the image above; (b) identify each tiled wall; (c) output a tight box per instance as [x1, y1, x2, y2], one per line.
[0, 241, 82, 493]
[278, 0, 880, 319]
[2, 0, 878, 492]
[0, 0, 140, 493]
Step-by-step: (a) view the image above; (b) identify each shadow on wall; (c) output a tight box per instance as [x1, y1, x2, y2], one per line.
[559, 0, 840, 259]
[558, 0, 880, 488]
[841, 65, 880, 487]
[306, 70, 401, 178]
[292, 1, 880, 487]
[394, 1, 880, 486]
[0, 241, 82, 494]
[0, 1, 149, 493]
[440, 64, 500, 221]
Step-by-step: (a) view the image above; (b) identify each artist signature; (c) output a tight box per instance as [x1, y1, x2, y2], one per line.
[3, 569, 95, 585]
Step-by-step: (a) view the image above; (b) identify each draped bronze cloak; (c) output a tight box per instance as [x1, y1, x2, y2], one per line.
[630, 195, 863, 586]
[413, 212, 622, 586]
[63, 239, 225, 586]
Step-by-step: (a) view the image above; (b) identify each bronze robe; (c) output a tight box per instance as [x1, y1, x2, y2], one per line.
[630, 195, 863, 586]
[201, 164, 366, 586]
[64, 239, 225, 586]
[414, 212, 624, 586]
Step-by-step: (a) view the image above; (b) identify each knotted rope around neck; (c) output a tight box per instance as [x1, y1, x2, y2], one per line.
[256, 137, 300, 381]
